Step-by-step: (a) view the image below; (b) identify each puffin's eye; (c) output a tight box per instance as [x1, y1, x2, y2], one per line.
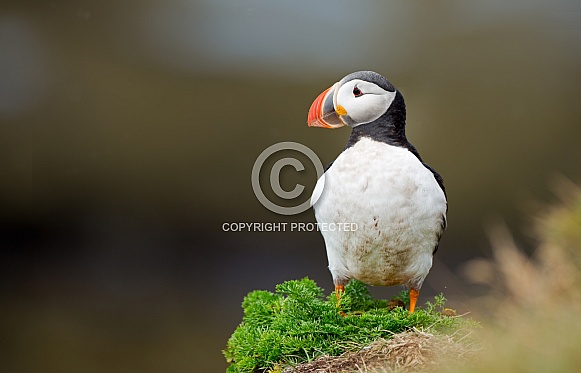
[353, 86, 363, 97]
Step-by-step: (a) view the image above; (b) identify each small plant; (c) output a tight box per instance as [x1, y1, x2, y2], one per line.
[224, 278, 474, 373]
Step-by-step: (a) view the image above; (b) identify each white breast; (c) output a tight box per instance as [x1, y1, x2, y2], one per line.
[312, 137, 447, 289]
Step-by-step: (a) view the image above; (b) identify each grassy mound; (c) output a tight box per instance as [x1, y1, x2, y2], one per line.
[285, 329, 476, 373]
[224, 279, 475, 373]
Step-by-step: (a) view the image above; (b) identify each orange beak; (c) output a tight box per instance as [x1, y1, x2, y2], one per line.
[307, 83, 345, 128]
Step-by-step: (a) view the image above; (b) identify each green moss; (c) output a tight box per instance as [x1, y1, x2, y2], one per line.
[224, 278, 475, 373]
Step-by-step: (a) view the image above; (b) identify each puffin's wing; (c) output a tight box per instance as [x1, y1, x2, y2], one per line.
[310, 161, 334, 208]
[432, 214, 447, 255]
[421, 162, 447, 255]
[310, 172, 326, 207]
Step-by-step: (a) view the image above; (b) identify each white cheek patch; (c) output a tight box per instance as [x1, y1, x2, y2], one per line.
[336, 80, 397, 127]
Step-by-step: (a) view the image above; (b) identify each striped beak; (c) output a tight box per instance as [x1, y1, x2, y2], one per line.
[307, 82, 345, 128]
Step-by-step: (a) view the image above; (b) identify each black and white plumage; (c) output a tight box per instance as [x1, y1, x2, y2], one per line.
[307, 71, 447, 313]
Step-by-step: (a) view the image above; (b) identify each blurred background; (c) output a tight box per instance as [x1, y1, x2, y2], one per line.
[1, 1, 580, 372]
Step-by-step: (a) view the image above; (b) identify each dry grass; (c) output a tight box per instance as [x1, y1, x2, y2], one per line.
[282, 328, 478, 373]
[451, 177, 581, 373]
[464, 178, 581, 317]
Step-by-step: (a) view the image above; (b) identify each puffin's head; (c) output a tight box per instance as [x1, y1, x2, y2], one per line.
[307, 71, 401, 129]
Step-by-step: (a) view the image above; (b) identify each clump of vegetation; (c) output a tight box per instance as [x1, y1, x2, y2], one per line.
[224, 278, 475, 373]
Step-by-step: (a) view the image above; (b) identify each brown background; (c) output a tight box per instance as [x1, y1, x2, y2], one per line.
[1, 1, 580, 372]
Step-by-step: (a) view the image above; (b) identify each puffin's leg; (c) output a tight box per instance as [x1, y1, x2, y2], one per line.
[335, 284, 345, 303]
[335, 284, 346, 316]
[409, 288, 419, 314]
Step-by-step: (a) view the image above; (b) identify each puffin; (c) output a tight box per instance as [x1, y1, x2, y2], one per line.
[307, 71, 447, 313]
